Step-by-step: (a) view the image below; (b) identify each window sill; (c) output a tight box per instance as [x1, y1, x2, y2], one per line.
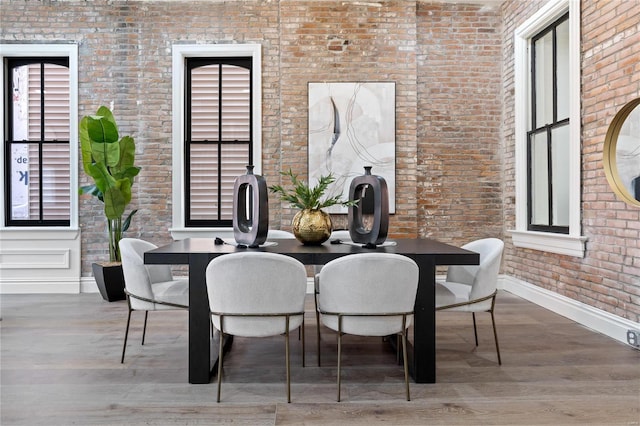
[0, 227, 80, 240]
[509, 230, 587, 258]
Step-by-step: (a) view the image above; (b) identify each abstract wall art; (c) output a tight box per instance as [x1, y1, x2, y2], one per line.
[308, 82, 396, 213]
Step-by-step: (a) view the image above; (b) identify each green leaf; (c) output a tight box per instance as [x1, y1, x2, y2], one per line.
[90, 138, 120, 167]
[86, 115, 119, 145]
[112, 135, 136, 175]
[122, 209, 138, 233]
[103, 186, 126, 220]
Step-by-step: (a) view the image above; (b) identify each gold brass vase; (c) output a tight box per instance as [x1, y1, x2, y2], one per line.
[292, 209, 332, 245]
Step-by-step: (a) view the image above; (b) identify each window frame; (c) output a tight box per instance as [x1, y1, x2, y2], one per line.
[527, 12, 570, 234]
[0, 44, 78, 230]
[170, 44, 262, 239]
[512, 0, 586, 257]
[185, 57, 253, 227]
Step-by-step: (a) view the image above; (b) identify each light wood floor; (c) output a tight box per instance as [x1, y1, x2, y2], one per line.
[1, 291, 638, 425]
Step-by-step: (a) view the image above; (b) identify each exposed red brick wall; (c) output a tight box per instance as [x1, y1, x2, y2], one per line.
[278, 1, 419, 235]
[417, 2, 503, 243]
[501, 0, 640, 322]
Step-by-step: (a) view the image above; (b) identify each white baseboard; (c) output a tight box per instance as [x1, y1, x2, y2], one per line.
[80, 277, 100, 294]
[500, 274, 639, 347]
[0, 279, 81, 294]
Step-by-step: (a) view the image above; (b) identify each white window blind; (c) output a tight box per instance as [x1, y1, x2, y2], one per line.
[28, 64, 71, 220]
[188, 64, 250, 222]
[10, 62, 70, 223]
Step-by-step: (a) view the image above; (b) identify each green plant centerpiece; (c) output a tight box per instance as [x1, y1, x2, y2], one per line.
[79, 106, 141, 263]
[269, 169, 356, 245]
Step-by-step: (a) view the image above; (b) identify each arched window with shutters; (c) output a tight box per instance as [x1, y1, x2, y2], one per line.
[185, 57, 252, 227]
[4, 57, 71, 226]
[171, 44, 262, 238]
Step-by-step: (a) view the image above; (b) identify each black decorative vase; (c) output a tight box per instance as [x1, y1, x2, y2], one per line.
[93, 262, 126, 302]
[348, 166, 389, 247]
[233, 165, 269, 247]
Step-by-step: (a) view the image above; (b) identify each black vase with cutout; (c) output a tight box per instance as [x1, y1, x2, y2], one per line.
[233, 165, 269, 248]
[348, 166, 389, 247]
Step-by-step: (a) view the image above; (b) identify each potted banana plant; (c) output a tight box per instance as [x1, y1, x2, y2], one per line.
[79, 106, 141, 301]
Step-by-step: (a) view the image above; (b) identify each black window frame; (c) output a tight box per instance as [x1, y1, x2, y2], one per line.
[3, 56, 71, 227]
[184, 57, 253, 228]
[527, 12, 570, 235]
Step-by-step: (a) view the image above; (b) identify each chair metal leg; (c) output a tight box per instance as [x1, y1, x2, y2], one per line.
[315, 292, 321, 367]
[121, 308, 132, 363]
[301, 318, 305, 368]
[337, 331, 342, 402]
[217, 318, 224, 403]
[141, 311, 149, 345]
[402, 329, 410, 401]
[472, 312, 478, 346]
[285, 320, 291, 403]
[490, 309, 502, 365]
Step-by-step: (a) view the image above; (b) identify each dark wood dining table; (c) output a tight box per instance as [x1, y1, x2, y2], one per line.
[144, 237, 479, 384]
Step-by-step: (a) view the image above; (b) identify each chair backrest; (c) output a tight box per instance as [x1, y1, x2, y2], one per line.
[119, 238, 174, 310]
[446, 238, 504, 302]
[206, 252, 307, 337]
[267, 229, 296, 239]
[330, 229, 351, 240]
[318, 253, 419, 336]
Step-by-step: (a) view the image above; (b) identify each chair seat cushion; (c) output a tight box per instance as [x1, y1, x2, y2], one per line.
[151, 278, 189, 309]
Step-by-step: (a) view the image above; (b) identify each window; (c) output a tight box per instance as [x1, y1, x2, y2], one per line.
[171, 44, 262, 237]
[2, 45, 78, 228]
[186, 58, 252, 227]
[528, 13, 569, 234]
[512, 0, 586, 257]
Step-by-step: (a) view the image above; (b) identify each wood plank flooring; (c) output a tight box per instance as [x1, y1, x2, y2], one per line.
[1, 291, 638, 425]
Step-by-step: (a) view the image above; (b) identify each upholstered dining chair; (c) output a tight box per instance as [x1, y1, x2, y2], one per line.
[435, 237, 504, 365]
[316, 253, 419, 401]
[118, 238, 189, 363]
[206, 251, 307, 403]
[313, 229, 351, 366]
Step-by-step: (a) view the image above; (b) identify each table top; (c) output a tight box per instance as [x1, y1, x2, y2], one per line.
[144, 237, 479, 267]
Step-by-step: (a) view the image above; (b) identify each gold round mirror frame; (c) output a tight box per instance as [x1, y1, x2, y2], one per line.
[603, 97, 640, 207]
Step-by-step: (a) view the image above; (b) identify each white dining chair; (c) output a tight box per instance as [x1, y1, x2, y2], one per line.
[118, 238, 189, 363]
[436, 237, 504, 364]
[316, 253, 419, 401]
[206, 251, 307, 402]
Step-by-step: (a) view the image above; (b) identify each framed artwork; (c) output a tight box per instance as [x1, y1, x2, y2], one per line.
[308, 82, 396, 213]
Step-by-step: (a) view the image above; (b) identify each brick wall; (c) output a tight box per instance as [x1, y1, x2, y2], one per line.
[279, 1, 419, 234]
[417, 2, 503, 243]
